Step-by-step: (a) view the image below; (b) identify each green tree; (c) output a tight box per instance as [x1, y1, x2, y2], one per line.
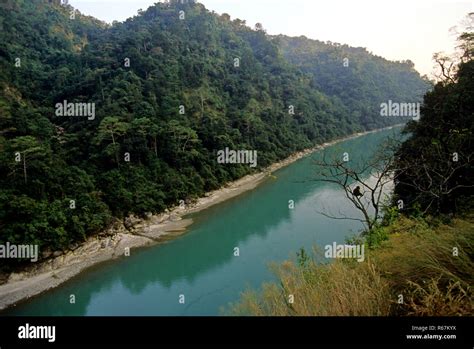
[10, 136, 48, 184]
[95, 117, 129, 166]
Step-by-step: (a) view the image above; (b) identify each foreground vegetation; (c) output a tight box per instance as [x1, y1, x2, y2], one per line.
[230, 26, 473, 316]
[229, 215, 474, 316]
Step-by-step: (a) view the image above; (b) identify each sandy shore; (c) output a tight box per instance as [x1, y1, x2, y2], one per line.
[0, 125, 400, 311]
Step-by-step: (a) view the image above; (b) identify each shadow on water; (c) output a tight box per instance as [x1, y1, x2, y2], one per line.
[4, 127, 402, 316]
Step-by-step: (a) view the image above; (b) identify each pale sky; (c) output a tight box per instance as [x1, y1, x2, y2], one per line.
[69, 0, 473, 76]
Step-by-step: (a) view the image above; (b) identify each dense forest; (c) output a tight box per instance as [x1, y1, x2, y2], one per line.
[277, 35, 429, 129]
[394, 32, 474, 215]
[0, 0, 429, 260]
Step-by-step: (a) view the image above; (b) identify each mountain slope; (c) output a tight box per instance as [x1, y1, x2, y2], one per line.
[276, 35, 430, 129]
[0, 0, 428, 260]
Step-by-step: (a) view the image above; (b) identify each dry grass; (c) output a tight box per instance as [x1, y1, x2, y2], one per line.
[373, 216, 473, 315]
[230, 259, 391, 316]
[228, 215, 474, 316]
[405, 278, 472, 316]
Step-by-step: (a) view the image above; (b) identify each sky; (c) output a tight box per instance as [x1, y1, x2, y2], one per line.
[68, 0, 473, 77]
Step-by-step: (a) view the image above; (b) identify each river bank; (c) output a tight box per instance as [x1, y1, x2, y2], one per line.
[0, 125, 401, 312]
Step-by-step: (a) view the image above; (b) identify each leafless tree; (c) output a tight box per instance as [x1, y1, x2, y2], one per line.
[394, 146, 474, 214]
[312, 140, 400, 234]
[432, 53, 457, 84]
[432, 13, 473, 83]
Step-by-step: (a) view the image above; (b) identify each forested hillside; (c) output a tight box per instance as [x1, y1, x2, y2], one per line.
[394, 32, 474, 214]
[276, 35, 430, 129]
[0, 0, 428, 259]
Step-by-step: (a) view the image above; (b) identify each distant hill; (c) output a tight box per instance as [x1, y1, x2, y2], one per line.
[275, 35, 430, 129]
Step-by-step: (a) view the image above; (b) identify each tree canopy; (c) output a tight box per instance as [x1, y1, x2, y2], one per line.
[0, 0, 429, 262]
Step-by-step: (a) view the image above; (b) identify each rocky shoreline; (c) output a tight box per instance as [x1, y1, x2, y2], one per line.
[0, 125, 400, 312]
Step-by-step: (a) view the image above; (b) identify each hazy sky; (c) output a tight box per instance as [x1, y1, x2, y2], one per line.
[69, 0, 473, 76]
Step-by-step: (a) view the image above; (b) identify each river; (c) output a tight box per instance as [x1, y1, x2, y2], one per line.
[5, 127, 401, 316]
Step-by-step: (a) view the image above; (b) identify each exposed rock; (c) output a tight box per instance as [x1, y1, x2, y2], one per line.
[42, 250, 52, 259]
[8, 272, 25, 282]
[170, 214, 181, 222]
[82, 240, 101, 254]
[159, 214, 170, 223]
[63, 254, 83, 265]
[124, 215, 141, 229]
[124, 218, 133, 229]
